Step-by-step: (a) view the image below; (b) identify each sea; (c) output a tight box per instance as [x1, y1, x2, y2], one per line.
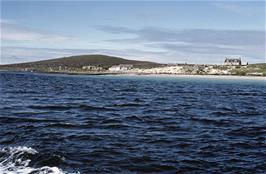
[0, 72, 265, 174]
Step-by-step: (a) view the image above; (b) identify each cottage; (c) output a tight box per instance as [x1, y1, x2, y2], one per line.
[109, 64, 133, 71]
[82, 65, 103, 71]
[224, 58, 242, 66]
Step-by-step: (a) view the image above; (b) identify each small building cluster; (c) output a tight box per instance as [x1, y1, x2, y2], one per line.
[82, 65, 103, 71]
[109, 64, 133, 71]
[224, 58, 242, 66]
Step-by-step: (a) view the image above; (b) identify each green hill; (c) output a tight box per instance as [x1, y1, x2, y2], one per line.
[0, 55, 160, 71]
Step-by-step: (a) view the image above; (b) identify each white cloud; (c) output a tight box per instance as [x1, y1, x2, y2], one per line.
[211, 1, 265, 16]
[1, 21, 76, 43]
[211, 2, 245, 14]
[1, 47, 85, 64]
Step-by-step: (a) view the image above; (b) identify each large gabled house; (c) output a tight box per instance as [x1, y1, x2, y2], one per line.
[224, 58, 242, 66]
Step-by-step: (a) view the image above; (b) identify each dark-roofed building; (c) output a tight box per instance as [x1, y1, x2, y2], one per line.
[224, 58, 242, 66]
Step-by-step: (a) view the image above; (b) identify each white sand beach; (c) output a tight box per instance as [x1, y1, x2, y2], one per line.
[113, 73, 266, 81]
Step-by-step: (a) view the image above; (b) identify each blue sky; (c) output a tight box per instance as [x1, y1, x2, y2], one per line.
[1, 1, 265, 64]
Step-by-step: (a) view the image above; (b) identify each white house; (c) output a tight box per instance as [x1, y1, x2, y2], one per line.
[109, 64, 133, 71]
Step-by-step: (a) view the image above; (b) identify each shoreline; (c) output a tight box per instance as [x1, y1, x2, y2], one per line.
[109, 73, 266, 81]
[1, 70, 266, 80]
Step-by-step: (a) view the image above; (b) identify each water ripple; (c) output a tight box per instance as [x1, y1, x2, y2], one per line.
[0, 72, 265, 174]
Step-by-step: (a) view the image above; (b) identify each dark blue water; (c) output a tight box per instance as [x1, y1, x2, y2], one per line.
[0, 72, 265, 174]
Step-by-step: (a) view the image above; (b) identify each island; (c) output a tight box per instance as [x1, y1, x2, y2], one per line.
[0, 55, 265, 76]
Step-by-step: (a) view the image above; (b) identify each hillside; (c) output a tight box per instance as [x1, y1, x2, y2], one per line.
[0, 55, 160, 71]
[230, 63, 266, 76]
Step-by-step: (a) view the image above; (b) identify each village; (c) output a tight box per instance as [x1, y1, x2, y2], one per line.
[76, 58, 263, 76]
[104, 58, 263, 76]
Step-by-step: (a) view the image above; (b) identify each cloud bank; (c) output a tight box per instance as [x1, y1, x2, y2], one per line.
[1, 21, 265, 64]
[95, 25, 265, 64]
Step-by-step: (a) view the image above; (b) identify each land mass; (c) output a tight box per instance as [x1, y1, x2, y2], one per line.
[0, 54, 265, 76]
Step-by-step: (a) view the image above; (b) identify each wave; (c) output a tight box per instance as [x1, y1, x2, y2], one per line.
[112, 103, 149, 107]
[29, 104, 116, 111]
[0, 116, 60, 123]
[0, 146, 79, 174]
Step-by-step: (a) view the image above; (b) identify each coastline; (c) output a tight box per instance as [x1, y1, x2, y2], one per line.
[1, 70, 266, 81]
[109, 73, 266, 81]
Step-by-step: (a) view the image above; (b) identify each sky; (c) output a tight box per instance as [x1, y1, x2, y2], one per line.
[1, 0, 265, 64]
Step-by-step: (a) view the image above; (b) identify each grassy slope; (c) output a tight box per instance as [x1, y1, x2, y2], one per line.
[230, 64, 266, 76]
[0, 55, 160, 70]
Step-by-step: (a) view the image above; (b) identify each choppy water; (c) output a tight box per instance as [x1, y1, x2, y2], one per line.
[0, 72, 265, 174]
